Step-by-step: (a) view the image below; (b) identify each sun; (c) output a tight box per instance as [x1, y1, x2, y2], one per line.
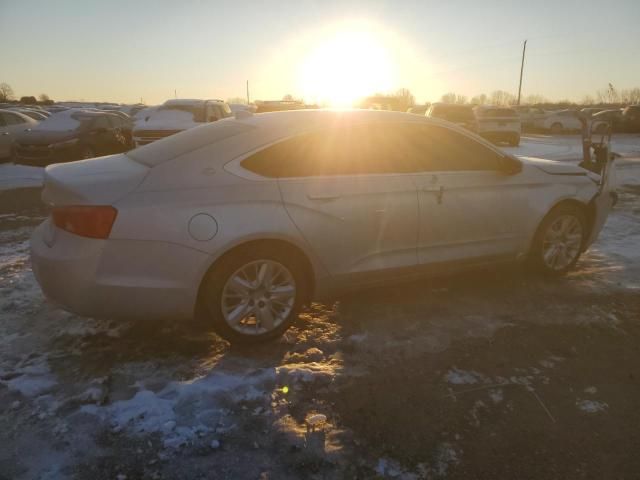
[296, 26, 396, 107]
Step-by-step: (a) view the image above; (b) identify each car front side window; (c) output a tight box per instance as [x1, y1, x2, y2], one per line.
[416, 125, 504, 172]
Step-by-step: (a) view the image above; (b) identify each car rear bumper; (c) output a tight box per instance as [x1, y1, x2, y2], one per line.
[30, 219, 208, 321]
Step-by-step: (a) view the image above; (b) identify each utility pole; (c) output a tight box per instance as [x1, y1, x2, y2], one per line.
[517, 40, 527, 105]
[246, 80, 250, 104]
[174, 89, 177, 99]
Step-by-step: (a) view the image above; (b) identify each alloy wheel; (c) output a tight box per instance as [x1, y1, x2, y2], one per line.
[221, 260, 296, 335]
[542, 215, 583, 271]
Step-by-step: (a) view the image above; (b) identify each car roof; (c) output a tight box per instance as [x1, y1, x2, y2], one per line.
[162, 99, 225, 107]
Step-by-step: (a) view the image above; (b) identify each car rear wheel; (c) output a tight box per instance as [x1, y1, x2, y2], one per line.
[198, 244, 308, 344]
[550, 122, 563, 135]
[528, 204, 587, 276]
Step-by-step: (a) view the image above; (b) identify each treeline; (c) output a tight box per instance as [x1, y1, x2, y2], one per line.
[439, 84, 640, 107]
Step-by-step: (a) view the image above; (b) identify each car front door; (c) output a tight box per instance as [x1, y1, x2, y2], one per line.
[242, 123, 420, 282]
[410, 125, 531, 266]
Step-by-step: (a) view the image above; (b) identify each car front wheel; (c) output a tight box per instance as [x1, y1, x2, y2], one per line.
[528, 204, 587, 276]
[198, 244, 308, 344]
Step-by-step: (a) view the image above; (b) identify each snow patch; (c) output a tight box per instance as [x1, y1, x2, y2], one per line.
[444, 368, 485, 385]
[0, 163, 44, 191]
[576, 399, 608, 413]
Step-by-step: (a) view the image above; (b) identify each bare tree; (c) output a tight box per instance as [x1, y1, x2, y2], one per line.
[470, 93, 487, 105]
[524, 94, 547, 105]
[490, 90, 516, 106]
[38, 93, 50, 102]
[0, 83, 14, 102]
[441, 92, 467, 104]
[394, 88, 415, 110]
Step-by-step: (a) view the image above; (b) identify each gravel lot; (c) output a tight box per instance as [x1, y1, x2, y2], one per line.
[1, 135, 640, 479]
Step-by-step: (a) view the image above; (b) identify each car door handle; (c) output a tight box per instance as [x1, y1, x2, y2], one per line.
[1, 132, 9, 135]
[307, 193, 341, 201]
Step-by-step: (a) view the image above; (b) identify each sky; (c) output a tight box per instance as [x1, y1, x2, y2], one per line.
[1, 0, 639, 106]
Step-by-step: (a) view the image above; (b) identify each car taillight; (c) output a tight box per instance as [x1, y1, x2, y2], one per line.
[52, 205, 118, 239]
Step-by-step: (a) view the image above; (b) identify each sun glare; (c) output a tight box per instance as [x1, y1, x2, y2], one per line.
[296, 26, 397, 107]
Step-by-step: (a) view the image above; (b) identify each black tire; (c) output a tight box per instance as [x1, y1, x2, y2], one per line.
[550, 123, 563, 135]
[509, 134, 520, 147]
[528, 203, 587, 276]
[197, 243, 309, 344]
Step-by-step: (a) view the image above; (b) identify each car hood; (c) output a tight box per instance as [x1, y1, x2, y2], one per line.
[16, 129, 78, 146]
[519, 156, 587, 175]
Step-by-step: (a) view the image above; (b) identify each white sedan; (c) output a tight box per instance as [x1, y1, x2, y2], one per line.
[538, 110, 584, 134]
[31, 110, 616, 343]
[0, 110, 39, 159]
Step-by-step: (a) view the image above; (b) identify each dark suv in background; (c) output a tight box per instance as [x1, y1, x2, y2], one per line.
[15, 110, 133, 166]
[425, 103, 477, 131]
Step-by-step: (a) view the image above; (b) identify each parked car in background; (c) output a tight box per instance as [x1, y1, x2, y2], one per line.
[229, 103, 257, 114]
[254, 100, 306, 113]
[425, 103, 476, 131]
[407, 104, 430, 115]
[621, 105, 640, 132]
[591, 109, 625, 133]
[0, 109, 39, 160]
[15, 110, 133, 165]
[538, 110, 584, 134]
[580, 107, 605, 117]
[133, 99, 232, 146]
[474, 106, 521, 146]
[30, 110, 615, 344]
[512, 106, 547, 130]
[8, 107, 49, 121]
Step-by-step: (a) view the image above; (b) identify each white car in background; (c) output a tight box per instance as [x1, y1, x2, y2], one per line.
[31, 110, 616, 344]
[538, 110, 584, 134]
[512, 106, 547, 129]
[0, 110, 39, 160]
[133, 99, 232, 146]
[473, 106, 521, 146]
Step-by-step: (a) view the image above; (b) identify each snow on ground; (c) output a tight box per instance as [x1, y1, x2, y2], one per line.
[0, 163, 44, 191]
[1, 135, 640, 478]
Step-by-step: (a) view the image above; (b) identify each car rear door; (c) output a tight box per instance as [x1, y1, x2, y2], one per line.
[410, 125, 530, 265]
[243, 123, 420, 281]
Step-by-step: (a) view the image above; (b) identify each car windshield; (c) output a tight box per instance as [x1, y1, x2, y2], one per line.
[433, 106, 474, 121]
[30, 110, 90, 131]
[127, 119, 252, 166]
[158, 104, 205, 122]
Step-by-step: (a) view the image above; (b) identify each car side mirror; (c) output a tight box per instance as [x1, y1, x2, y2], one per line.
[500, 155, 522, 175]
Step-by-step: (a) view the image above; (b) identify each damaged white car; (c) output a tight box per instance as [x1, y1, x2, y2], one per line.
[30, 110, 616, 343]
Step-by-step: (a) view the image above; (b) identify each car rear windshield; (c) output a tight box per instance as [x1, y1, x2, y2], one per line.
[477, 108, 518, 118]
[126, 119, 253, 167]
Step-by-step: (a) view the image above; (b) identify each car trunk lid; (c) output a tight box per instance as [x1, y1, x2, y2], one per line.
[42, 154, 149, 206]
